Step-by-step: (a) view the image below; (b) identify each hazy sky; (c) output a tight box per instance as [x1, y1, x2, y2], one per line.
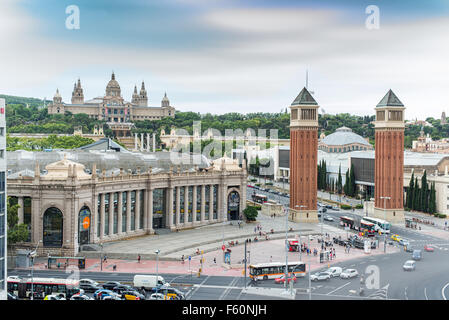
[1, 0, 449, 119]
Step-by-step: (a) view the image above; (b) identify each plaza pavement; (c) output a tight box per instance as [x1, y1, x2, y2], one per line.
[29, 212, 399, 277]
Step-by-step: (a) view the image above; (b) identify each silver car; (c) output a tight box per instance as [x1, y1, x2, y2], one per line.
[310, 272, 331, 281]
[403, 260, 416, 271]
[340, 269, 359, 279]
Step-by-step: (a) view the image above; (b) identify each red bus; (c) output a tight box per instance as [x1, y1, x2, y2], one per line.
[340, 216, 355, 229]
[360, 220, 376, 237]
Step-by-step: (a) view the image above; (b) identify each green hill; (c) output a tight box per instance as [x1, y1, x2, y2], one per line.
[0, 94, 51, 108]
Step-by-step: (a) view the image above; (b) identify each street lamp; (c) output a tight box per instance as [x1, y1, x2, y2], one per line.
[155, 249, 160, 294]
[28, 240, 41, 300]
[380, 196, 391, 253]
[99, 242, 104, 271]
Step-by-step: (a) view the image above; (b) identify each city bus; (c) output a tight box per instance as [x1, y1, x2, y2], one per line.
[7, 276, 81, 299]
[363, 217, 391, 234]
[249, 261, 306, 281]
[359, 220, 376, 237]
[252, 194, 268, 204]
[340, 216, 355, 229]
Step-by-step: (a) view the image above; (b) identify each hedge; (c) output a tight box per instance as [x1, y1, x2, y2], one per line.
[340, 204, 352, 210]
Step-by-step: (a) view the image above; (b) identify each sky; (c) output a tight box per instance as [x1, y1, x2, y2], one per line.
[1, 0, 449, 119]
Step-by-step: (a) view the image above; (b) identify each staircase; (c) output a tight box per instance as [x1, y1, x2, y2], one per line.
[117, 136, 137, 151]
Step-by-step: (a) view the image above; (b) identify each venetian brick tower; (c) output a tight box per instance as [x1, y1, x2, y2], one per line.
[289, 87, 319, 223]
[373, 89, 406, 223]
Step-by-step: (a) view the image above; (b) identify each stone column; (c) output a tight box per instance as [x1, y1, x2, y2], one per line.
[176, 187, 181, 226]
[192, 185, 197, 225]
[152, 133, 156, 152]
[146, 133, 150, 152]
[167, 187, 174, 230]
[108, 193, 114, 236]
[140, 133, 144, 152]
[118, 192, 123, 235]
[126, 190, 132, 233]
[209, 184, 214, 222]
[201, 185, 206, 224]
[184, 186, 189, 224]
[18, 196, 24, 224]
[135, 190, 141, 231]
[100, 193, 105, 240]
[31, 197, 39, 244]
[134, 133, 138, 150]
[143, 189, 148, 233]
[148, 188, 154, 234]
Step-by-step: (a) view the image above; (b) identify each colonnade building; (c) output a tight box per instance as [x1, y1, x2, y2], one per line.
[7, 151, 246, 256]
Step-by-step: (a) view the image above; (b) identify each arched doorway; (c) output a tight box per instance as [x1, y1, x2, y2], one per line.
[43, 207, 63, 247]
[227, 191, 240, 221]
[78, 206, 91, 245]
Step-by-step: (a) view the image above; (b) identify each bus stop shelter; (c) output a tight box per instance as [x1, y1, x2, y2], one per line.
[47, 256, 86, 269]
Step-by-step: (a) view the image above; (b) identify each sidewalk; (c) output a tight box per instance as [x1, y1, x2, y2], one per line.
[28, 222, 398, 277]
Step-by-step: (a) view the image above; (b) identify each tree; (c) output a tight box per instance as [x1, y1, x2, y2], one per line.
[421, 170, 428, 213]
[7, 197, 29, 244]
[337, 165, 343, 195]
[243, 206, 258, 221]
[406, 172, 415, 210]
[349, 164, 356, 197]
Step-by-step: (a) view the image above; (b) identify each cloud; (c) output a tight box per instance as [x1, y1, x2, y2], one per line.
[0, 3, 448, 120]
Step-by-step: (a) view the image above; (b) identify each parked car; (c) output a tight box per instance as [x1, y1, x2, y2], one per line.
[332, 207, 340, 211]
[93, 289, 120, 300]
[424, 245, 434, 252]
[80, 279, 100, 287]
[80, 282, 103, 293]
[325, 267, 343, 278]
[403, 260, 416, 271]
[70, 294, 93, 300]
[120, 290, 146, 300]
[44, 294, 66, 300]
[154, 285, 185, 300]
[149, 293, 166, 300]
[325, 205, 333, 209]
[405, 246, 414, 253]
[101, 281, 122, 290]
[112, 284, 136, 294]
[412, 249, 422, 261]
[274, 274, 297, 284]
[340, 269, 359, 279]
[310, 272, 331, 281]
[324, 215, 334, 222]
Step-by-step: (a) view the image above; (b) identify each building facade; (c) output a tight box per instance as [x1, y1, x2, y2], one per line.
[289, 87, 319, 223]
[47, 72, 175, 123]
[7, 155, 246, 256]
[0, 98, 6, 300]
[373, 90, 406, 222]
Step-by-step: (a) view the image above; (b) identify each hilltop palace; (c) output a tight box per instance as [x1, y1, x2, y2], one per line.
[48, 72, 175, 145]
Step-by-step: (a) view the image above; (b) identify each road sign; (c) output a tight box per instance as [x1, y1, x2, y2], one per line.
[222, 245, 226, 251]
[188, 256, 191, 261]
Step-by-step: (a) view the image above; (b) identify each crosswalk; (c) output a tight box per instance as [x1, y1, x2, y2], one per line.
[367, 284, 389, 299]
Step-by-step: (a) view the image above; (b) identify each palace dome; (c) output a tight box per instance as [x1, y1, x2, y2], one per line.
[321, 127, 370, 147]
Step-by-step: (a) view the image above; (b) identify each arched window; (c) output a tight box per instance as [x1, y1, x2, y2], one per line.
[78, 206, 91, 245]
[43, 207, 63, 247]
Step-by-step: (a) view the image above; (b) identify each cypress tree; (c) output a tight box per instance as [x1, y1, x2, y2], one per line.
[421, 171, 428, 212]
[350, 164, 356, 197]
[344, 168, 350, 195]
[413, 177, 420, 211]
[407, 173, 415, 210]
[337, 165, 343, 195]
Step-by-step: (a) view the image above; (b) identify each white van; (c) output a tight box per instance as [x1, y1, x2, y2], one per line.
[133, 275, 168, 290]
[325, 266, 343, 278]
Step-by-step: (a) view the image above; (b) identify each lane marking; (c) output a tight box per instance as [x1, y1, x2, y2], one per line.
[326, 281, 352, 295]
[404, 287, 408, 300]
[424, 287, 428, 300]
[441, 282, 449, 300]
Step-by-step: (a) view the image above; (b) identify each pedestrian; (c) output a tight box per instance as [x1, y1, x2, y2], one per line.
[137, 254, 141, 263]
[254, 227, 257, 233]
[274, 213, 276, 218]
[181, 255, 185, 264]
[214, 257, 216, 264]
[113, 264, 117, 271]
[270, 256, 272, 262]
[103, 254, 107, 263]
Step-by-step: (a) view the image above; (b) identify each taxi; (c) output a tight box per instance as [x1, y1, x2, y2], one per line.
[390, 234, 401, 242]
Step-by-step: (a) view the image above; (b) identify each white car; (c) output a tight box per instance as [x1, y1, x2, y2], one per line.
[325, 266, 343, 277]
[149, 293, 166, 300]
[310, 272, 331, 281]
[70, 294, 93, 300]
[44, 294, 66, 300]
[324, 215, 334, 222]
[80, 278, 100, 287]
[340, 269, 359, 279]
[403, 260, 416, 271]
